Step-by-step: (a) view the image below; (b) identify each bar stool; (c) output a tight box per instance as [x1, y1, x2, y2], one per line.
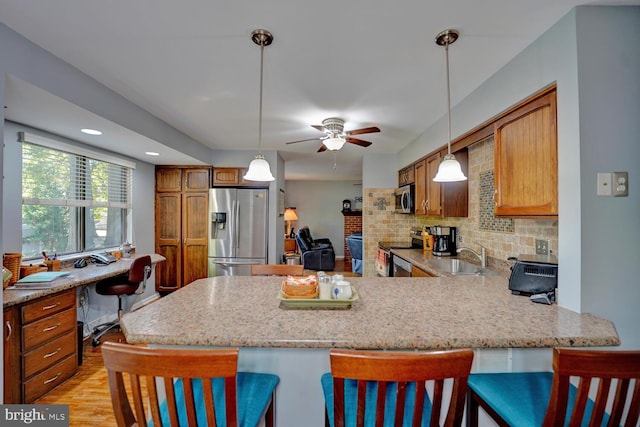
[92, 255, 151, 346]
[467, 347, 640, 427]
[321, 348, 474, 427]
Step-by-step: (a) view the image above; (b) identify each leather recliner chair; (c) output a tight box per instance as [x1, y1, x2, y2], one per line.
[295, 226, 335, 271]
[345, 233, 363, 275]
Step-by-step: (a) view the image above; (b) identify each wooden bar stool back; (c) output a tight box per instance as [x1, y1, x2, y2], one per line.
[101, 342, 279, 427]
[321, 348, 474, 427]
[250, 263, 304, 276]
[467, 347, 640, 427]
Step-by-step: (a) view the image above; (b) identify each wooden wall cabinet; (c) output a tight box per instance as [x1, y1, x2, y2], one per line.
[213, 167, 265, 187]
[155, 166, 210, 292]
[398, 165, 415, 186]
[3, 289, 78, 403]
[413, 149, 468, 217]
[494, 90, 557, 217]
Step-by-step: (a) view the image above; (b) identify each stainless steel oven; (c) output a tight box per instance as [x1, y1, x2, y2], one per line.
[392, 255, 412, 277]
[376, 238, 419, 276]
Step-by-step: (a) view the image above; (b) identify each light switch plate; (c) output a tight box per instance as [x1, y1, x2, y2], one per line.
[612, 171, 629, 197]
[597, 173, 612, 196]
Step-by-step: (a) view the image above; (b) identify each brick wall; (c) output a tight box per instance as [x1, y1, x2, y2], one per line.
[342, 212, 362, 271]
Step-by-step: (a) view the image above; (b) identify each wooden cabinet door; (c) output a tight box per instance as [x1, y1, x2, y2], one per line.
[213, 168, 239, 186]
[3, 307, 20, 404]
[414, 160, 427, 215]
[441, 149, 469, 217]
[181, 192, 209, 286]
[156, 168, 182, 192]
[494, 90, 557, 217]
[425, 152, 442, 216]
[412, 265, 436, 277]
[155, 192, 182, 291]
[184, 168, 211, 192]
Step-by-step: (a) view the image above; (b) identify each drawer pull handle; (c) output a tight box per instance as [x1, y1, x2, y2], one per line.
[43, 348, 62, 359]
[5, 321, 12, 341]
[43, 323, 61, 332]
[42, 302, 61, 311]
[43, 373, 62, 385]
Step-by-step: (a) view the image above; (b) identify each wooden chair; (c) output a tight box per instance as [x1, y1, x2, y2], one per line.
[101, 342, 279, 427]
[250, 263, 304, 276]
[467, 347, 640, 427]
[321, 348, 474, 427]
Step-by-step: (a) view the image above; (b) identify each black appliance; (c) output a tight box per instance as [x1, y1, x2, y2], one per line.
[431, 226, 457, 256]
[394, 185, 414, 214]
[508, 254, 558, 298]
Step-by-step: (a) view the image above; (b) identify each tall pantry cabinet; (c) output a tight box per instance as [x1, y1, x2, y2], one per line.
[155, 166, 211, 293]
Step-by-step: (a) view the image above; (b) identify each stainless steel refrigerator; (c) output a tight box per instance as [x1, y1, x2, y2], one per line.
[208, 188, 268, 276]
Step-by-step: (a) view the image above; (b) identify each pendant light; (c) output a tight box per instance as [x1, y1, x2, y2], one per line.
[244, 29, 275, 182]
[433, 29, 467, 183]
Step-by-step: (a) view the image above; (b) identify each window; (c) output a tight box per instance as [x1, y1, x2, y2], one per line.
[20, 132, 133, 259]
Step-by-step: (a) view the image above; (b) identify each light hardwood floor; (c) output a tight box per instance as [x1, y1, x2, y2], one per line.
[35, 261, 356, 425]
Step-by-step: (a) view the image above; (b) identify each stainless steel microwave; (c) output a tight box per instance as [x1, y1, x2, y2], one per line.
[394, 185, 414, 214]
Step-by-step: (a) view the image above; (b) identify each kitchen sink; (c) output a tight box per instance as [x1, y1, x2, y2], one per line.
[426, 258, 499, 276]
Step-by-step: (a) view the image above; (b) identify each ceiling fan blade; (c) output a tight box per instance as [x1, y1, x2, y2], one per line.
[311, 125, 325, 132]
[285, 137, 322, 145]
[346, 126, 380, 136]
[317, 145, 327, 153]
[346, 137, 372, 147]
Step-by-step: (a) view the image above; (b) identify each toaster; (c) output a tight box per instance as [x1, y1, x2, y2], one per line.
[508, 254, 558, 296]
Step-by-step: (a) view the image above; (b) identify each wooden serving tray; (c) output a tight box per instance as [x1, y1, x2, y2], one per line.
[277, 287, 359, 310]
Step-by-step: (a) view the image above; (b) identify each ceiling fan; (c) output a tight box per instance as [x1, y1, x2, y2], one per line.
[286, 118, 380, 152]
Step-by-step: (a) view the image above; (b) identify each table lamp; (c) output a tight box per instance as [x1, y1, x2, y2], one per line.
[284, 207, 298, 238]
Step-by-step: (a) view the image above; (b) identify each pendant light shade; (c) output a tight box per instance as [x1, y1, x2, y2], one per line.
[433, 29, 467, 183]
[244, 29, 275, 182]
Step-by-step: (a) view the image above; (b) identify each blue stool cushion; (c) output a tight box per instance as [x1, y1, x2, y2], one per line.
[468, 372, 610, 427]
[321, 372, 433, 427]
[153, 372, 279, 427]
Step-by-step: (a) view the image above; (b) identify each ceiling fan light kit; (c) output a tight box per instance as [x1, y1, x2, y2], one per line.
[285, 117, 380, 152]
[244, 29, 275, 182]
[433, 29, 467, 183]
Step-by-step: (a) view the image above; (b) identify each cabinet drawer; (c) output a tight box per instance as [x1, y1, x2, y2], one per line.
[23, 332, 76, 379]
[22, 308, 76, 351]
[21, 290, 75, 324]
[23, 354, 77, 403]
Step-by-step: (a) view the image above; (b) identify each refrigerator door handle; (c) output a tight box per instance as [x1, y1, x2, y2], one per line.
[235, 200, 240, 250]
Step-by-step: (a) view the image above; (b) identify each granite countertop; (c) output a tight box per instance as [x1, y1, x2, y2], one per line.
[121, 275, 620, 350]
[3, 254, 166, 307]
[390, 248, 508, 276]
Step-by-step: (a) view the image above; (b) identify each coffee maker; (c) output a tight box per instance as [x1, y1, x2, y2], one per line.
[431, 226, 457, 256]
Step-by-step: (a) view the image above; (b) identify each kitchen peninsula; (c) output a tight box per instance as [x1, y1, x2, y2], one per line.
[122, 275, 619, 426]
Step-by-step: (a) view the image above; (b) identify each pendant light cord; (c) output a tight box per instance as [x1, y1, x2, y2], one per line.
[445, 40, 452, 156]
[258, 42, 265, 154]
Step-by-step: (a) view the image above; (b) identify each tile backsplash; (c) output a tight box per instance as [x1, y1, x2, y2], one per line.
[362, 136, 558, 277]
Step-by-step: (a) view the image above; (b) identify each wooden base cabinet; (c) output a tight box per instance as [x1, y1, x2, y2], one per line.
[155, 166, 210, 292]
[3, 289, 78, 403]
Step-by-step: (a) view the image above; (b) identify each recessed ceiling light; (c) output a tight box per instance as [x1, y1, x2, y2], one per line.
[145, 151, 160, 156]
[81, 128, 102, 135]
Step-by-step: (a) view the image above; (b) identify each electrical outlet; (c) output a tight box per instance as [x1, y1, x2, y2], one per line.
[535, 239, 550, 256]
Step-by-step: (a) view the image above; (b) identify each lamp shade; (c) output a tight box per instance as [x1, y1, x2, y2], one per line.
[433, 153, 467, 182]
[284, 207, 298, 221]
[243, 154, 275, 181]
[323, 136, 346, 151]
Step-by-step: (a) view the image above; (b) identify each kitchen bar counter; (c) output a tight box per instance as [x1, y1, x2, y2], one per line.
[3, 253, 166, 308]
[122, 275, 619, 349]
[121, 275, 618, 427]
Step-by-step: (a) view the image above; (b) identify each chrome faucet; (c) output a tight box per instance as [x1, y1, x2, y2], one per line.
[456, 245, 487, 268]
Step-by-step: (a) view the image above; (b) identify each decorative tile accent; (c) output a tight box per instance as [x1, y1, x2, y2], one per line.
[479, 170, 514, 232]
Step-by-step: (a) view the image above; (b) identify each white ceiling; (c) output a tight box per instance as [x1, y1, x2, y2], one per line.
[1, 0, 637, 180]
